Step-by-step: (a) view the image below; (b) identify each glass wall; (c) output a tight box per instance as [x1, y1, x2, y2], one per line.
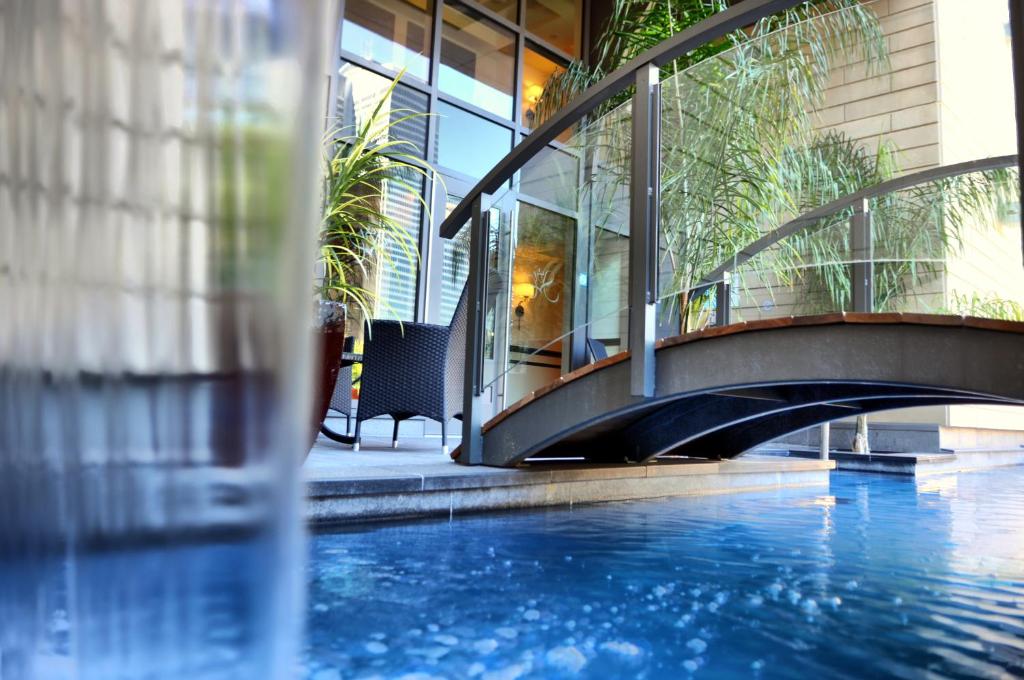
[335, 0, 584, 330]
[341, 0, 434, 82]
[507, 202, 574, 401]
[521, 45, 566, 129]
[440, 2, 516, 118]
[525, 0, 582, 57]
[334, 63, 429, 322]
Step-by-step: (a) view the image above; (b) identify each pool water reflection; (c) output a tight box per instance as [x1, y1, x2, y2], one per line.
[304, 468, 1024, 678]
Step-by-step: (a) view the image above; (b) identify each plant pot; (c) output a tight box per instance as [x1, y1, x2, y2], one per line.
[308, 304, 347, 456]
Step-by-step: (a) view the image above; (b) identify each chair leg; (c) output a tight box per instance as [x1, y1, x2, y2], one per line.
[441, 419, 448, 456]
[345, 413, 351, 435]
[353, 420, 361, 451]
[391, 418, 400, 449]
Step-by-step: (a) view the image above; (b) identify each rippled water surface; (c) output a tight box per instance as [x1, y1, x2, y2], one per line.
[304, 468, 1024, 679]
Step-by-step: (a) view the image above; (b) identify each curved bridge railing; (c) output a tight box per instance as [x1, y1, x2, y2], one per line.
[443, 0, 1024, 465]
[466, 155, 1022, 466]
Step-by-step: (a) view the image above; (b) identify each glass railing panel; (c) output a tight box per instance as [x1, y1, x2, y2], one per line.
[713, 164, 1021, 325]
[653, 0, 1011, 333]
[728, 216, 854, 322]
[579, 100, 633, 357]
[480, 97, 633, 409]
[869, 170, 1021, 317]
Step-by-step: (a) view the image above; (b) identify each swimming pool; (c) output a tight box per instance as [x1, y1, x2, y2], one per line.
[304, 467, 1024, 679]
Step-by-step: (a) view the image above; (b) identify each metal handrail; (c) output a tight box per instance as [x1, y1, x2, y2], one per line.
[692, 154, 1018, 294]
[439, 0, 804, 239]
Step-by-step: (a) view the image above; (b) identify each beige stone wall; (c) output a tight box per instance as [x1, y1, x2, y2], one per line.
[816, 0, 941, 172]
[814, 0, 1022, 432]
[932, 0, 1023, 432]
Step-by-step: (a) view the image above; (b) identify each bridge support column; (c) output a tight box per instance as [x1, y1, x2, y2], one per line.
[459, 194, 490, 465]
[629, 62, 661, 397]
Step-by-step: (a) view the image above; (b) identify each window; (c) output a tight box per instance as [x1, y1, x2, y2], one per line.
[333, 64, 427, 323]
[336, 62, 429, 156]
[519, 145, 578, 211]
[521, 45, 566, 129]
[440, 1, 516, 119]
[374, 166, 424, 321]
[476, 0, 517, 21]
[341, 0, 433, 82]
[435, 101, 512, 179]
[525, 0, 582, 57]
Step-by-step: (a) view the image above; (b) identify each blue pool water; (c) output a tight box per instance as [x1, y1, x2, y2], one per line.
[304, 467, 1024, 679]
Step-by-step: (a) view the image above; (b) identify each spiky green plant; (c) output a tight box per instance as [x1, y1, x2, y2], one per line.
[949, 291, 1024, 321]
[737, 133, 1017, 317]
[320, 75, 438, 323]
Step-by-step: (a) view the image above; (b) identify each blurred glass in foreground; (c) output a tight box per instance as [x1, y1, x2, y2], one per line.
[0, 1, 333, 677]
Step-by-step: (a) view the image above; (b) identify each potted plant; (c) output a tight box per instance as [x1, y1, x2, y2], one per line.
[309, 75, 438, 449]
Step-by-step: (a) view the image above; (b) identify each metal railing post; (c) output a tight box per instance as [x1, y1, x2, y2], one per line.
[819, 422, 830, 461]
[459, 194, 489, 465]
[715, 272, 731, 327]
[850, 198, 873, 313]
[629, 63, 661, 397]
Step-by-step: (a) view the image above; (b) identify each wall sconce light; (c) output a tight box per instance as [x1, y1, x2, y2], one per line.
[512, 282, 537, 300]
[512, 282, 536, 329]
[524, 84, 544, 128]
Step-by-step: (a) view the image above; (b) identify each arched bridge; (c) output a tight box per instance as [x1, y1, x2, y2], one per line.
[442, 0, 1024, 467]
[469, 314, 1024, 467]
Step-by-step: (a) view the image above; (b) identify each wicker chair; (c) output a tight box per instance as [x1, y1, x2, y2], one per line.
[327, 336, 356, 434]
[353, 287, 467, 453]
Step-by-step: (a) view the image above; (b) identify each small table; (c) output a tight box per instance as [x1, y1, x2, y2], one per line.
[319, 352, 363, 445]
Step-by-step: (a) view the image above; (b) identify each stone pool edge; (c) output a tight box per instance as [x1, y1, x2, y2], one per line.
[305, 457, 834, 525]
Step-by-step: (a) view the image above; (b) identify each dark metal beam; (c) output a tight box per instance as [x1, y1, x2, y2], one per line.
[714, 279, 731, 326]
[668, 395, 1014, 459]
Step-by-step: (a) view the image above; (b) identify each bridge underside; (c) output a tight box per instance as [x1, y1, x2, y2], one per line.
[476, 315, 1024, 467]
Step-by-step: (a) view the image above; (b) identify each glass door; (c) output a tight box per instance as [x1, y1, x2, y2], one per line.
[506, 201, 575, 404]
[434, 179, 512, 421]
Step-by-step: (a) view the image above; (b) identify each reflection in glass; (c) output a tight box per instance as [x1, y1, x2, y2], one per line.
[440, 2, 516, 119]
[373, 166, 424, 321]
[507, 203, 574, 402]
[590, 229, 630, 355]
[581, 103, 632, 354]
[477, 0, 517, 21]
[441, 199, 502, 364]
[522, 46, 566, 129]
[342, 0, 433, 81]
[336, 62, 429, 156]
[525, 0, 582, 57]
[334, 63, 425, 323]
[519, 145, 578, 210]
[442, 196, 471, 325]
[435, 101, 511, 179]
